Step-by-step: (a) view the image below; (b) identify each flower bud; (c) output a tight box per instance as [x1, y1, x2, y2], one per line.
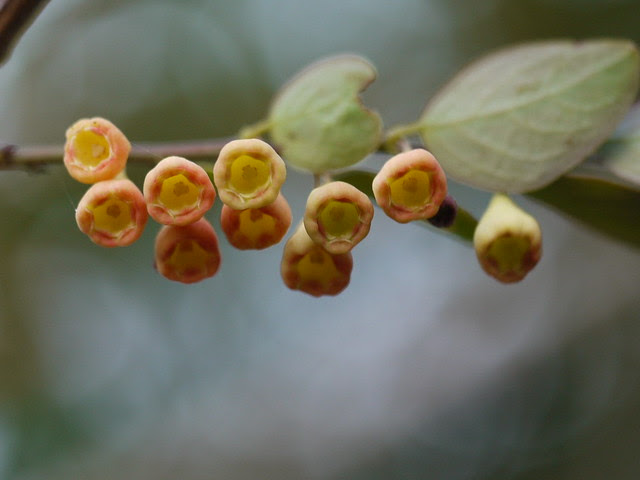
[64, 117, 131, 184]
[473, 193, 542, 283]
[427, 195, 458, 229]
[303, 181, 373, 254]
[281, 223, 353, 297]
[372, 149, 447, 223]
[220, 193, 292, 250]
[154, 218, 222, 284]
[75, 179, 147, 247]
[213, 139, 286, 210]
[143, 156, 216, 226]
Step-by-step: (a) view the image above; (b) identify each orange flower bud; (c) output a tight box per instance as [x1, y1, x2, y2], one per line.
[303, 181, 373, 254]
[154, 218, 222, 284]
[64, 117, 131, 184]
[474, 193, 542, 283]
[220, 193, 292, 250]
[75, 179, 147, 247]
[213, 139, 286, 210]
[281, 223, 353, 297]
[372, 149, 447, 223]
[143, 156, 216, 226]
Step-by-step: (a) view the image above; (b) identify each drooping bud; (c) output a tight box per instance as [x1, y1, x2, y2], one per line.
[473, 193, 542, 283]
[154, 218, 222, 284]
[64, 117, 131, 184]
[303, 181, 373, 254]
[213, 139, 286, 210]
[281, 223, 353, 297]
[75, 179, 148, 247]
[372, 148, 447, 223]
[143, 156, 216, 226]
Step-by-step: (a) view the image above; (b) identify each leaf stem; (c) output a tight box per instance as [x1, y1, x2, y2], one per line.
[383, 121, 423, 153]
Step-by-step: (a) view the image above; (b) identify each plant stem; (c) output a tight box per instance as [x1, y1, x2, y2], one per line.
[0, 137, 234, 173]
[0, 0, 51, 64]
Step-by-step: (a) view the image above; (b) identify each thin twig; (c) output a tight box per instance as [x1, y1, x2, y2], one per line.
[0, 0, 51, 64]
[0, 137, 234, 173]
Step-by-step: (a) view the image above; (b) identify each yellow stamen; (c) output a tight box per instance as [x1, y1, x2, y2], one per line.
[158, 174, 201, 211]
[72, 130, 111, 167]
[90, 197, 132, 234]
[487, 235, 531, 275]
[229, 155, 270, 195]
[167, 240, 213, 274]
[318, 200, 360, 238]
[297, 247, 341, 287]
[389, 169, 432, 208]
[237, 209, 277, 243]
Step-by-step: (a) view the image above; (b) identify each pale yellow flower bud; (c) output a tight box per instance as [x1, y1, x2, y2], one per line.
[75, 179, 147, 247]
[372, 149, 447, 223]
[144, 156, 216, 226]
[473, 193, 542, 283]
[64, 117, 131, 184]
[281, 223, 353, 297]
[304, 181, 373, 254]
[213, 139, 286, 210]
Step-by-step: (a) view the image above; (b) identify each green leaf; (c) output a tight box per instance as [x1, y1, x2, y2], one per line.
[420, 40, 640, 193]
[597, 104, 640, 185]
[528, 174, 640, 248]
[268, 55, 383, 173]
[334, 169, 477, 244]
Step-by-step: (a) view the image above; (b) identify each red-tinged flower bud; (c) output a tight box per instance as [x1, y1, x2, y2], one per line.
[154, 218, 222, 284]
[220, 193, 292, 250]
[64, 117, 131, 184]
[143, 156, 216, 226]
[303, 181, 373, 254]
[372, 149, 447, 223]
[75, 179, 147, 247]
[213, 139, 286, 210]
[281, 223, 353, 297]
[474, 193, 542, 284]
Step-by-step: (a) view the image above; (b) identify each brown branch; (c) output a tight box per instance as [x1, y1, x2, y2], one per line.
[0, 137, 234, 173]
[0, 0, 51, 65]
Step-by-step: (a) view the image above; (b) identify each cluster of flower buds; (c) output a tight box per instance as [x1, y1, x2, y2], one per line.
[65, 118, 542, 292]
[281, 181, 374, 296]
[65, 117, 223, 283]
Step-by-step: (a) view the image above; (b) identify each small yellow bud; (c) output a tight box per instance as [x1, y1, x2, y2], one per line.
[473, 193, 542, 283]
[281, 223, 353, 297]
[372, 149, 447, 223]
[75, 179, 148, 247]
[154, 218, 222, 284]
[143, 156, 216, 226]
[213, 139, 286, 210]
[220, 193, 292, 250]
[64, 117, 131, 184]
[303, 181, 373, 254]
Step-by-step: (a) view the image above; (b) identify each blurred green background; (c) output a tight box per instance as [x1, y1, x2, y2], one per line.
[1, 1, 640, 479]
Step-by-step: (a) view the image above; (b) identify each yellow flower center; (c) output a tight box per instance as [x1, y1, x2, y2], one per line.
[317, 200, 360, 239]
[237, 209, 276, 243]
[72, 130, 111, 167]
[90, 196, 132, 235]
[297, 247, 341, 288]
[487, 235, 531, 274]
[228, 155, 270, 195]
[389, 169, 432, 208]
[158, 173, 201, 211]
[167, 240, 213, 275]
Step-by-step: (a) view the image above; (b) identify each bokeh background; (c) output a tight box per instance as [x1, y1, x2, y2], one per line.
[1, 1, 640, 479]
